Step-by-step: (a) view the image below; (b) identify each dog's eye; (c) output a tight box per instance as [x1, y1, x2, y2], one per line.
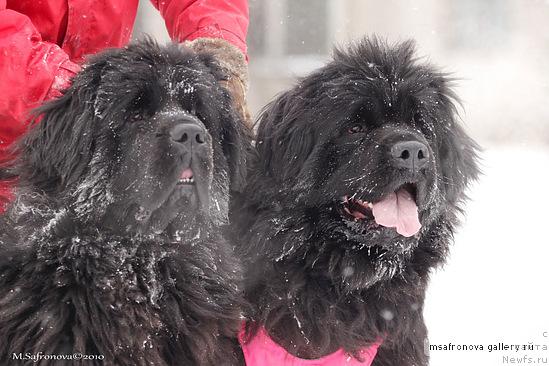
[348, 124, 365, 134]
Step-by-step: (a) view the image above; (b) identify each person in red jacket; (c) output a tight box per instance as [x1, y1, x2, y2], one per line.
[0, 0, 250, 211]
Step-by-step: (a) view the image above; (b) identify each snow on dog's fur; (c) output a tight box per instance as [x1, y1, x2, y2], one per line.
[0, 40, 250, 365]
[234, 37, 479, 365]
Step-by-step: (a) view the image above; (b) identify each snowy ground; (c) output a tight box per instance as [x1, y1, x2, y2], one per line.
[425, 145, 549, 365]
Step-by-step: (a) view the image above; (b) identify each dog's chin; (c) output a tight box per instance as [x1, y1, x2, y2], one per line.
[142, 181, 211, 235]
[147, 191, 200, 234]
[332, 242, 411, 291]
[101, 177, 210, 236]
[335, 214, 420, 251]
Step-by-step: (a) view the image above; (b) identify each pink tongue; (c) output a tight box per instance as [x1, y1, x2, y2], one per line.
[371, 188, 421, 237]
[180, 168, 193, 179]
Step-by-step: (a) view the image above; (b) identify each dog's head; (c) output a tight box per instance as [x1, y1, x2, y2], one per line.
[243, 37, 479, 289]
[8, 40, 249, 235]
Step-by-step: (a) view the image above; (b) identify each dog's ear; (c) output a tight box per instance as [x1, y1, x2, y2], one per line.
[17, 61, 106, 191]
[438, 122, 480, 205]
[255, 92, 316, 184]
[431, 75, 480, 204]
[220, 110, 251, 193]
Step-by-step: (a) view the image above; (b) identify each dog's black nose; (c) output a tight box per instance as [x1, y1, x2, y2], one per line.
[170, 124, 206, 145]
[391, 140, 430, 172]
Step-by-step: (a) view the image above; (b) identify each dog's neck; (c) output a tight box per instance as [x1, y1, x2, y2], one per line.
[249, 263, 428, 359]
[242, 204, 450, 359]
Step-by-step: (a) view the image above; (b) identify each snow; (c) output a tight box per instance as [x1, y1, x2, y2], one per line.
[380, 309, 394, 321]
[167, 79, 194, 98]
[342, 266, 355, 277]
[424, 145, 549, 365]
[42, 209, 67, 234]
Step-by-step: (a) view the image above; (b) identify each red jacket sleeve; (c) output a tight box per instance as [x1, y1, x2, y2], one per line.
[151, 0, 249, 56]
[0, 1, 80, 211]
[0, 2, 80, 160]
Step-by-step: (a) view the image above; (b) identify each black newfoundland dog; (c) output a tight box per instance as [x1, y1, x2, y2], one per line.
[235, 37, 479, 365]
[0, 40, 249, 365]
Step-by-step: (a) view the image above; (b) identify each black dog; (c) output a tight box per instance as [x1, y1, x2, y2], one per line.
[0, 40, 249, 365]
[235, 37, 479, 365]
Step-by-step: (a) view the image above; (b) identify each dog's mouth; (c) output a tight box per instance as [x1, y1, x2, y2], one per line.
[177, 168, 195, 185]
[340, 183, 421, 237]
[171, 166, 210, 215]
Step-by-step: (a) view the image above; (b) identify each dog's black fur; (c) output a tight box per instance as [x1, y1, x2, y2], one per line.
[0, 40, 250, 365]
[235, 37, 479, 365]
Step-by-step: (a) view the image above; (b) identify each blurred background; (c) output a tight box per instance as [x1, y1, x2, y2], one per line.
[134, 1, 549, 365]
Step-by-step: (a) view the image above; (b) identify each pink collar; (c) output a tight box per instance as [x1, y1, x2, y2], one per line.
[239, 326, 381, 366]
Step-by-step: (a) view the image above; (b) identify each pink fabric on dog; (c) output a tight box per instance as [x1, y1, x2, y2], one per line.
[240, 327, 380, 366]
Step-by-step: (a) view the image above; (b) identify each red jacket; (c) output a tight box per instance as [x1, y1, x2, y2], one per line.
[0, 0, 248, 209]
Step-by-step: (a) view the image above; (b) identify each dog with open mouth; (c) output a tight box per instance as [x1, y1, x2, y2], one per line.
[234, 37, 479, 365]
[0, 40, 250, 365]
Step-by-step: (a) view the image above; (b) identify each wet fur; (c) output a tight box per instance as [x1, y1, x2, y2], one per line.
[235, 37, 479, 365]
[0, 40, 250, 365]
